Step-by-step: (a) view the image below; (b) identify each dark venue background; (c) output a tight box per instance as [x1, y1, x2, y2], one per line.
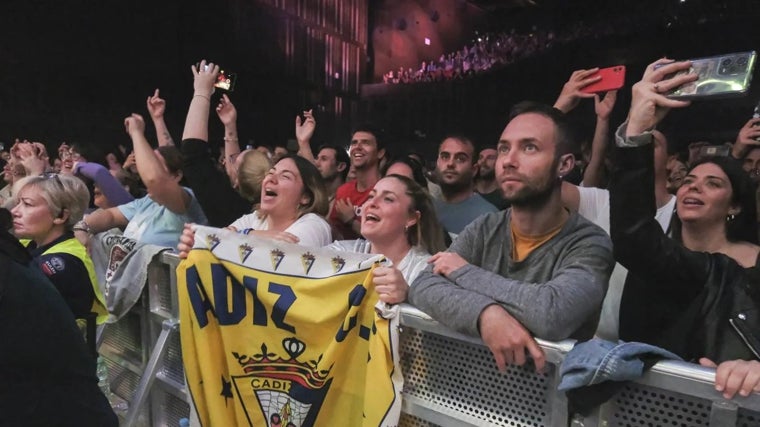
[1, 0, 760, 160]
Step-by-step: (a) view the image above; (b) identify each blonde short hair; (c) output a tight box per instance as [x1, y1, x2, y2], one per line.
[13, 174, 90, 230]
[237, 150, 271, 204]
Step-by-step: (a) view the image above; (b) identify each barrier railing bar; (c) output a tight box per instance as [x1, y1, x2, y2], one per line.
[123, 319, 178, 427]
[709, 400, 738, 426]
[401, 395, 486, 427]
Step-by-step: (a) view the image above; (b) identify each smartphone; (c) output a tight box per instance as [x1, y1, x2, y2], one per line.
[657, 51, 757, 99]
[215, 70, 237, 92]
[698, 144, 731, 158]
[581, 65, 626, 94]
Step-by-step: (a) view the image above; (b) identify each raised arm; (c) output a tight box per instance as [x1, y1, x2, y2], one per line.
[178, 61, 252, 226]
[74, 161, 134, 206]
[582, 90, 617, 187]
[215, 94, 240, 180]
[13, 141, 47, 176]
[146, 89, 175, 147]
[181, 60, 218, 142]
[295, 109, 316, 163]
[552, 68, 600, 114]
[609, 59, 706, 289]
[730, 117, 760, 160]
[126, 113, 190, 214]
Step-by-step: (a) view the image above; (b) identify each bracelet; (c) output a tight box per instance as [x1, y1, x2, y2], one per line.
[193, 93, 211, 101]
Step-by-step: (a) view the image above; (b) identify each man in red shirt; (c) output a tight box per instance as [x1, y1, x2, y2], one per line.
[329, 125, 385, 239]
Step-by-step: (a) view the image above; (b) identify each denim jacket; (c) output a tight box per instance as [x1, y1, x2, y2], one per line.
[558, 338, 682, 391]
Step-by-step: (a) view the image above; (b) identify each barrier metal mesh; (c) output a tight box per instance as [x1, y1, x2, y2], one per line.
[608, 383, 712, 427]
[152, 389, 190, 427]
[400, 326, 552, 426]
[149, 259, 174, 317]
[101, 310, 144, 365]
[400, 413, 440, 427]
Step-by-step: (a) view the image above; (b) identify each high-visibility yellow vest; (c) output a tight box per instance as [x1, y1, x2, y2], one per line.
[23, 237, 108, 324]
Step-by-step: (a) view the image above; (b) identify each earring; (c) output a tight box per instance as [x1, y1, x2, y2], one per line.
[727, 213, 736, 222]
[404, 225, 409, 232]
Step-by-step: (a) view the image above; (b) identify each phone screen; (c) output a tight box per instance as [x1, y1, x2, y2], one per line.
[215, 70, 237, 92]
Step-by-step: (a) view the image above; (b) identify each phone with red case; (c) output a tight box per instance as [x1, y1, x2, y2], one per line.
[580, 65, 626, 94]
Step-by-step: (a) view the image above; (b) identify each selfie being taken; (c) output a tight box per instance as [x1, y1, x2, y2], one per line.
[1, 0, 759, 426]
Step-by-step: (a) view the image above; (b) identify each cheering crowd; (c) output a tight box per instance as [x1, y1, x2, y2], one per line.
[2, 56, 760, 424]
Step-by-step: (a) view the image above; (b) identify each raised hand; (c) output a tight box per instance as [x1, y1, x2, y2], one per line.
[146, 88, 167, 120]
[191, 59, 219, 98]
[732, 117, 760, 158]
[594, 90, 618, 120]
[295, 109, 316, 143]
[553, 68, 601, 113]
[215, 94, 238, 126]
[626, 59, 695, 136]
[123, 114, 146, 136]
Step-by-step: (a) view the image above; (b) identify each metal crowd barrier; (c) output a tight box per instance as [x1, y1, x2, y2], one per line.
[98, 252, 760, 427]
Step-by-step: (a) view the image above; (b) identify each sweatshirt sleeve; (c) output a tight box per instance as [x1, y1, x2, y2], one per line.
[409, 216, 503, 337]
[75, 162, 134, 206]
[444, 231, 612, 341]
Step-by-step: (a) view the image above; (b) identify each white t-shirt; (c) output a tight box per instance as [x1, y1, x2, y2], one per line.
[576, 186, 676, 341]
[228, 212, 332, 248]
[328, 240, 431, 285]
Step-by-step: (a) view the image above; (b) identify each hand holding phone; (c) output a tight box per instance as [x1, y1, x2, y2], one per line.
[656, 51, 757, 99]
[580, 65, 626, 94]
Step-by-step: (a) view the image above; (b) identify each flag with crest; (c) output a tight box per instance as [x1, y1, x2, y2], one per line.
[177, 226, 402, 426]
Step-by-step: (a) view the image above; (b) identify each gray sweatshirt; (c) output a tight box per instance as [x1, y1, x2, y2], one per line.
[409, 210, 613, 341]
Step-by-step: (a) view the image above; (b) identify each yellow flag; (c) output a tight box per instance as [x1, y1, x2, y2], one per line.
[177, 226, 402, 426]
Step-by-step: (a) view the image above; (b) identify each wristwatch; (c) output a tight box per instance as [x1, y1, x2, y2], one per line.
[73, 219, 91, 234]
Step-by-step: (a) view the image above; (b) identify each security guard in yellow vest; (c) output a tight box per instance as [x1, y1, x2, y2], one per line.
[10, 172, 107, 324]
[22, 234, 108, 324]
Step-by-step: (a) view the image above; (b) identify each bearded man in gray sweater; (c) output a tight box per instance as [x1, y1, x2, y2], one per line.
[410, 102, 614, 372]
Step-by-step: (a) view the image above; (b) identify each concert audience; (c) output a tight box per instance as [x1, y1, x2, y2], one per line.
[11, 173, 107, 322]
[178, 154, 332, 255]
[410, 102, 614, 372]
[433, 135, 497, 236]
[177, 62, 269, 227]
[330, 174, 446, 304]
[611, 58, 760, 399]
[75, 113, 208, 248]
[328, 124, 386, 240]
